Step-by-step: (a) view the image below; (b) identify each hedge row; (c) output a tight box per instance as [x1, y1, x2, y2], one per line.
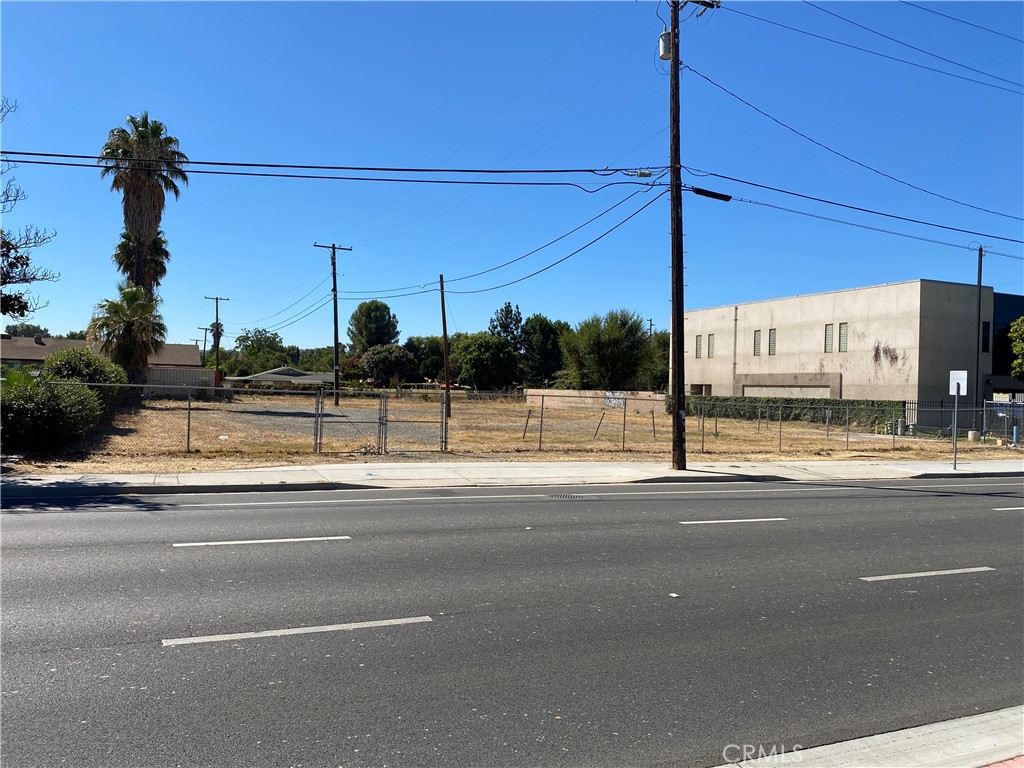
[684, 396, 905, 426]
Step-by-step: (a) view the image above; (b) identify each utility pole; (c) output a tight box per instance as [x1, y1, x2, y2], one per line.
[205, 296, 229, 385]
[197, 326, 209, 368]
[440, 274, 452, 418]
[663, 0, 718, 470]
[667, 0, 687, 470]
[313, 243, 354, 406]
[974, 244, 985, 425]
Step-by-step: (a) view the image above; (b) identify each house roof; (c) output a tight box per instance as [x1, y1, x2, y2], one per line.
[0, 336, 201, 367]
[224, 367, 335, 385]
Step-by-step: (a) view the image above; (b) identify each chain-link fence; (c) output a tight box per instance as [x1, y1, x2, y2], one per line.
[19, 382, 1023, 459]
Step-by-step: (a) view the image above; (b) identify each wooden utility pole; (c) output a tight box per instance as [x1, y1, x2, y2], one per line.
[197, 326, 209, 367]
[668, 0, 686, 470]
[314, 243, 353, 406]
[204, 296, 229, 385]
[440, 274, 452, 418]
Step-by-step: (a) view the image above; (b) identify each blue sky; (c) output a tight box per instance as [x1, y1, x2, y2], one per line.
[2, 1, 1022, 352]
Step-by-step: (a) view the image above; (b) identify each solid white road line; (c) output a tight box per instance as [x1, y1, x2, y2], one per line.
[162, 615, 432, 647]
[172, 535, 352, 548]
[860, 567, 995, 582]
[679, 518, 787, 525]
[993, 506, 1024, 511]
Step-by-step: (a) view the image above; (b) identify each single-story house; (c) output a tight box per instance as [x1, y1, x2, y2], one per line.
[1, 334, 201, 370]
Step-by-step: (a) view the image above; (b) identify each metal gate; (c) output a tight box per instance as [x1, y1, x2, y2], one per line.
[313, 390, 447, 454]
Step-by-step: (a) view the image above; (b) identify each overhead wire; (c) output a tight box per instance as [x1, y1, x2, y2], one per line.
[5, 157, 652, 193]
[2, 151, 638, 176]
[720, 5, 1024, 96]
[728, 194, 1024, 260]
[899, 1, 1024, 45]
[224, 275, 332, 326]
[448, 189, 668, 295]
[681, 165, 1024, 244]
[682, 64, 1022, 220]
[803, 1, 1023, 88]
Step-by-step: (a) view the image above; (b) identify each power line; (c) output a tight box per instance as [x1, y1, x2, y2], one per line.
[225, 275, 332, 326]
[803, 1, 1023, 88]
[899, 1, 1024, 45]
[4, 157, 654, 193]
[448, 189, 668, 295]
[731, 195, 1024, 260]
[1, 150, 648, 177]
[721, 5, 1024, 96]
[682, 64, 1022, 221]
[344, 180, 667, 296]
[682, 165, 1024, 244]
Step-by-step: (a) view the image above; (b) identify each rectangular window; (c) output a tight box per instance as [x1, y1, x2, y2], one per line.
[695, 335, 702, 359]
[768, 328, 777, 356]
[707, 333, 715, 358]
[753, 329, 761, 356]
[824, 323, 833, 353]
[838, 322, 848, 352]
[982, 321, 991, 353]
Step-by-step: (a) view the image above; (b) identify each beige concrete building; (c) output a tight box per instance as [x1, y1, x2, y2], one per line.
[684, 279, 1022, 403]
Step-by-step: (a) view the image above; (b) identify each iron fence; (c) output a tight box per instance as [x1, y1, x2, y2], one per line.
[15, 382, 1022, 459]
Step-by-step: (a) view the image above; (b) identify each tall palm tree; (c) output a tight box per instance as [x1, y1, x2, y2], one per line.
[98, 112, 188, 291]
[112, 229, 169, 297]
[87, 284, 167, 385]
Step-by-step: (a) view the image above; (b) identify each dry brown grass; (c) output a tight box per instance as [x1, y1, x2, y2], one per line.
[4, 394, 1019, 475]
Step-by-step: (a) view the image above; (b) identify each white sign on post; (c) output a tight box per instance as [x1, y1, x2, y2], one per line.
[949, 370, 968, 397]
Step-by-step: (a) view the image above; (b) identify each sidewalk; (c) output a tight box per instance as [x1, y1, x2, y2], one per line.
[708, 705, 1023, 768]
[2, 458, 1020, 499]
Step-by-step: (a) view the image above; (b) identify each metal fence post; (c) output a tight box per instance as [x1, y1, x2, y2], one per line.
[186, 389, 192, 452]
[313, 388, 322, 453]
[379, 391, 388, 455]
[846, 406, 850, 449]
[440, 388, 449, 452]
[621, 396, 628, 451]
[700, 403, 706, 453]
[778, 405, 783, 452]
[538, 394, 545, 451]
[651, 409, 656, 439]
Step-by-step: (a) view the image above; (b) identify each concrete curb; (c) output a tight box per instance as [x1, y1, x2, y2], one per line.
[1, 466, 1019, 501]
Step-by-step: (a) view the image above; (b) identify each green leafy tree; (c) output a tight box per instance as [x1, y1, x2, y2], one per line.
[4, 322, 48, 337]
[99, 111, 188, 294]
[208, 321, 224, 370]
[297, 346, 334, 372]
[560, 309, 650, 390]
[404, 335, 445, 382]
[347, 300, 399, 357]
[86, 284, 166, 385]
[451, 332, 518, 391]
[488, 302, 524, 354]
[1010, 316, 1024, 380]
[639, 329, 670, 391]
[112, 229, 170, 297]
[521, 314, 569, 386]
[230, 327, 290, 375]
[361, 344, 418, 388]
[59, 330, 88, 339]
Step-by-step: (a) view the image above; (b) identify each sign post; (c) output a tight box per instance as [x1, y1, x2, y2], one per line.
[950, 371, 968, 469]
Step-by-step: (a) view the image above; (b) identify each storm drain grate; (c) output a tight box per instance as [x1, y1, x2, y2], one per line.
[549, 494, 584, 501]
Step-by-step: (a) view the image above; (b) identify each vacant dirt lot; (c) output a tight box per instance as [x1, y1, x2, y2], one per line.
[4, 393, 1019, 475]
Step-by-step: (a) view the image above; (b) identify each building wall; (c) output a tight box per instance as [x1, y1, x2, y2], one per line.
[918, 281, 993, 402]
[686, 281, 929, 400]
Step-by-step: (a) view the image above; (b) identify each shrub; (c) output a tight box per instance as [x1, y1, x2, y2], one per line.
[41, 346, 128, 412]
[1, 376, 101, 454]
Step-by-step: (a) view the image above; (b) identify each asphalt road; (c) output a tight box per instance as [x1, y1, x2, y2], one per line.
[2, 478, 1022, 767]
